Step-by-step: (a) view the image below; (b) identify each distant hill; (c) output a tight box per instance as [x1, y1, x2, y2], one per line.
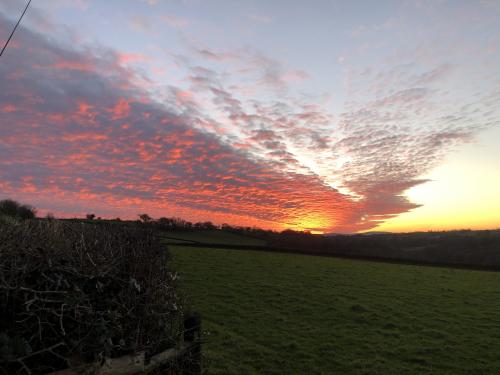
[259, 229, 500, 270]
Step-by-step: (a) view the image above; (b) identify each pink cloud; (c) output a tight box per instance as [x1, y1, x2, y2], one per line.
[49, 59, 95, 72]
[2, 104, 17, 113]
[117, 53, 150, 65]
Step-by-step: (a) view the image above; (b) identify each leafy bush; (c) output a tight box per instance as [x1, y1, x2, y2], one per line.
[0, 199, 36, 220]
[0, 220, 183, 374]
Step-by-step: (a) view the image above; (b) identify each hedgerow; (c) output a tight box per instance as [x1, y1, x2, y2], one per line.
[0, 219, 183, 374]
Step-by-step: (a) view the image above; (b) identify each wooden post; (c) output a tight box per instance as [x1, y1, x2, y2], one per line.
[183, 312, 202, 375]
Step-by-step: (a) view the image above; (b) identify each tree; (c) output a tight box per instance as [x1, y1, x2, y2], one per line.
[17, 204, 36, 220]
[221, 223, 233, 231]
[202, 221, 216, 230]
[0, 199, 20, 217]
[0, 199, 36, 220]
[86, 214, 95, 220]
[139, 213, 152, 223]
[158, 217, 174, 229]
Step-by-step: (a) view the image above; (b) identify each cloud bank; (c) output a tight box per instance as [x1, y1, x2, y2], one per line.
[0, 10, 497, 232]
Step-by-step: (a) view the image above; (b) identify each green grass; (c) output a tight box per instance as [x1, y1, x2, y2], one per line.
[161, 230, 265, 246]
[171, 246, 500, 374]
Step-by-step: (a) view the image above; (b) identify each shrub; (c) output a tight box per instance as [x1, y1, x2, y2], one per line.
[0, 220, 183, 374]
[16, 205, 36, 220]
[0, 199, 19, 217]
[0, 199, 36, 220]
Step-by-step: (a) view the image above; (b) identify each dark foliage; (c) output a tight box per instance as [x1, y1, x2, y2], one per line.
[0, 199, 36, 220]
[139, 213, 152, 223]
[16, 205, 36, 220]
[0, 199, 18, 217]
[0, 220, 183, 374]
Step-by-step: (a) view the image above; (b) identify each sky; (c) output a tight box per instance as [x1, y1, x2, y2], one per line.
[0, 0, 499, 233]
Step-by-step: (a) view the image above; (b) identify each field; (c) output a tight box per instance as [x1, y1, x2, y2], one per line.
[171, 246, 500, 374]
[161, 230, 265, 246]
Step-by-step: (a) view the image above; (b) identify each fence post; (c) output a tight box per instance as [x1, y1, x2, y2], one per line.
[183, 312, 202, 375]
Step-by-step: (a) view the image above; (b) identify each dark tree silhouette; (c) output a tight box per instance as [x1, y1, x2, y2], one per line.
[0, 199, 36, 220]
[17, 204, 36, 220]
[139, 213, 152, 223]
[0, 199, 19, 217]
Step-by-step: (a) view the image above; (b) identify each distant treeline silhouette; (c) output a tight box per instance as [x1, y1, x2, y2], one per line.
[3, 202, 499, 270]
[128, 215, 500, 270]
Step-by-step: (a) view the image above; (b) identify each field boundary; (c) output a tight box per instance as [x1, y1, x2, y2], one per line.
[161, 234, 201, 244]
[167, 242, 500, 272]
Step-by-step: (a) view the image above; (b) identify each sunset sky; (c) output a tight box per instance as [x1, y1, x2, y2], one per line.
[0, 0, 499, 233]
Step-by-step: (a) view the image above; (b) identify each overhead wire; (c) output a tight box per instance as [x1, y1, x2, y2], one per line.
[0, 0, 32, 59]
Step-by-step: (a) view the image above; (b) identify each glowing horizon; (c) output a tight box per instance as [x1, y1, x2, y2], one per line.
[0, 0, 499, 233]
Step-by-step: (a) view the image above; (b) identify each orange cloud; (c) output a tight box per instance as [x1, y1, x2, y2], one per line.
[2, 104, 17, 113]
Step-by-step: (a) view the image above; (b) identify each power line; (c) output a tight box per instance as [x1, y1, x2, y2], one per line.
[0, 0, 32, 59]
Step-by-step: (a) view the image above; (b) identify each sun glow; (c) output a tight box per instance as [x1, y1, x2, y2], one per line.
[288, 213, 331, 234]
[376, 128, 500, 232]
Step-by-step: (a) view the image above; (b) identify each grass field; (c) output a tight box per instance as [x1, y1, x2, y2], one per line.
[171, 246, 500, 374]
